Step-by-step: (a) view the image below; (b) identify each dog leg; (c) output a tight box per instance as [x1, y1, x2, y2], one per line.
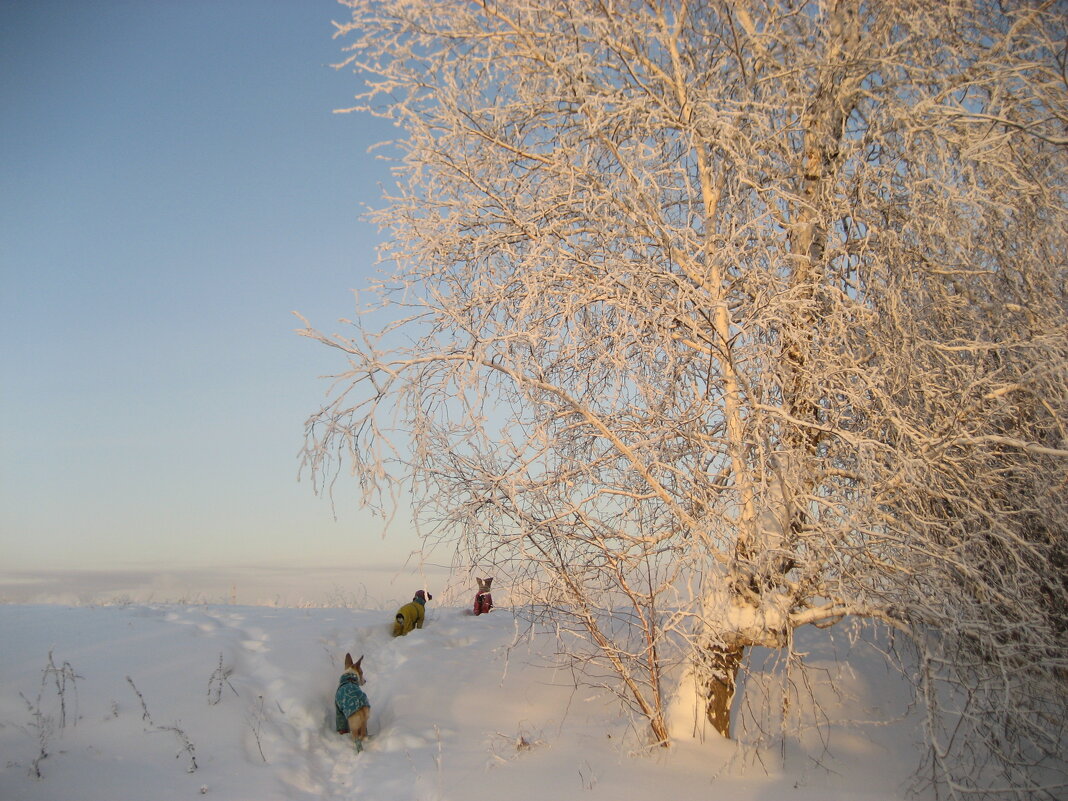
[349, 708, 370, 753]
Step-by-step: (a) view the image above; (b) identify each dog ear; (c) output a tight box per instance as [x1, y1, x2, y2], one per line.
[344, 653, 353, 669]
[355, 655, 364, 668]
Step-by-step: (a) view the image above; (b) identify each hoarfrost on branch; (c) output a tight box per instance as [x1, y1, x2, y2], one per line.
[303, 2, 1068, 797]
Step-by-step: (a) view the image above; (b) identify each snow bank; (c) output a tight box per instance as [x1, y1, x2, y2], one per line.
[0, 603, 927, 800]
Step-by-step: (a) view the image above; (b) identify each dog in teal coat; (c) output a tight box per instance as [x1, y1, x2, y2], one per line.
[335, 653, 370, 751]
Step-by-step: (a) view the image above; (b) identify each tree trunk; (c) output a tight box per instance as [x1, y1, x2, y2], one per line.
[703, 643, 745, 738]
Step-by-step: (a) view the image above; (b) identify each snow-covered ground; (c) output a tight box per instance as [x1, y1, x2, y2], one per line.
[0, 602, 929, 800]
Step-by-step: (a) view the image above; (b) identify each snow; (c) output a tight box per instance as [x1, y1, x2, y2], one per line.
[0, 602, 930, 800]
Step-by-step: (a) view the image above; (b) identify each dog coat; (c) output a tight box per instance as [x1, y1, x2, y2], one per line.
[335, 674, 369, 733]
[393, 596, 427, 636]
[473, 592, 493, 615]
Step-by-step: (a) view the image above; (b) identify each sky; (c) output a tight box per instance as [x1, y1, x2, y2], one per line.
[0, 1, 427, 593]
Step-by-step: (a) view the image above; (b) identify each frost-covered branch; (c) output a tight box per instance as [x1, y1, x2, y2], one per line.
[313, 1, 1068, 794]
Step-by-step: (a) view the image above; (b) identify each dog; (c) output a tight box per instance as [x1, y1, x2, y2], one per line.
[393, 589, 431, 636]
[473, 577, 493, 615]
[334, 653, 370, 751]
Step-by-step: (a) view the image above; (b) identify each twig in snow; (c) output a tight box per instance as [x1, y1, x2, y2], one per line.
[42, 650, 80, 728]
[20, 691, 51, 779]
[126, 676, 153, 725]
[207, 653, 238, 706]
[246, 695, 268, 763]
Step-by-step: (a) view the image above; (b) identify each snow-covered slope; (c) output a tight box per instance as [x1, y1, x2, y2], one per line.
[0, 603, 927, 800]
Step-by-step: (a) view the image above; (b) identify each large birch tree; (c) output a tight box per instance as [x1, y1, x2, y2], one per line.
[302, 1, 1068, 796]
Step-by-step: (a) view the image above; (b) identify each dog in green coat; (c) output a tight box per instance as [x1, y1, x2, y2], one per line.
[393, 590, 431, 636]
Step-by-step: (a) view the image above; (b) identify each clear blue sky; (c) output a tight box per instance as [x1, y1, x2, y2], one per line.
[0, 0, 416, 574]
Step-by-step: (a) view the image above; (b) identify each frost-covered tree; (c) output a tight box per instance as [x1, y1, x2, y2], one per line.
[303, 1, 1068, 796]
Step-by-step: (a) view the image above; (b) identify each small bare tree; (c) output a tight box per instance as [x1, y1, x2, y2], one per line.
[304, 1, 1068, 795]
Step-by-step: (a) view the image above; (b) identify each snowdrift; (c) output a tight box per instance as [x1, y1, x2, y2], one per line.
[0, 603, 927, 800]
